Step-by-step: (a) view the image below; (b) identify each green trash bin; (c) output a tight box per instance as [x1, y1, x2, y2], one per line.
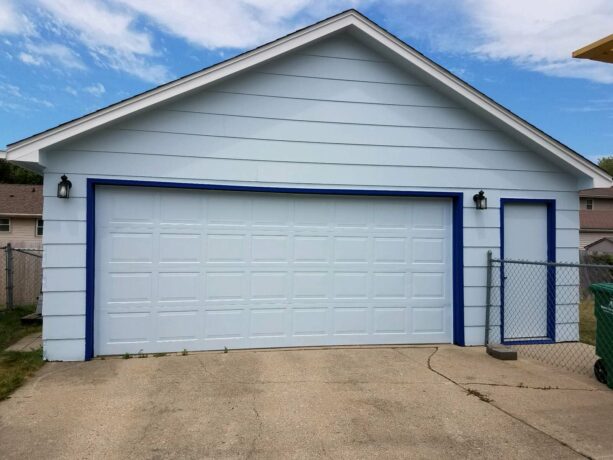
[589, 283, 613, 389]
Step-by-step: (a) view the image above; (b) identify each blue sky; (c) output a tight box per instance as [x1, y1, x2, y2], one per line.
[1, 0, 612, 162]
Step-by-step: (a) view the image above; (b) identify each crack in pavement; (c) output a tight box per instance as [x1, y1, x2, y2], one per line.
[393, 347, 592, 460]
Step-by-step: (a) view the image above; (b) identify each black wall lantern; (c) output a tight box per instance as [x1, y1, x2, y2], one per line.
[473, 190, 487, 210]
[57, 175, 72, 199]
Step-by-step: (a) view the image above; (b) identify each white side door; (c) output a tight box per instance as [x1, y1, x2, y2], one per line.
[502, 202, 550, 340]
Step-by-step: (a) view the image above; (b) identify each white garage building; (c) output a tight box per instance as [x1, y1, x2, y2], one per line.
[6, 11, 610, 360]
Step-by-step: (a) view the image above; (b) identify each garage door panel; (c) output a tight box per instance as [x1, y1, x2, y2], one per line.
[251, 235, 289, 262]
[159, 234, 202, 263]
[103, 273, 153, 304]
[412, 238, 446, 263]
[205, 272, 247, 300]
[160, 191, 203, 224]
[293, 198, 333, 227]
[157, 311, 199, 342]
[207, 194, 250, 223]
[412, 200, 448, 229]
[158, 272, 200, 303]
[412, 273, 446, 298]
[95, 187, 453, 355]
[412, 307, 447, 334]
[204, 309, 246, 339]
[372, 273, 408, 299]
[373, 307, 407, 334]
[333, 307, 369, 335]
[206, 234, 247, 262]
[251, 272, 288, 300]
[292, 308, 329, 336]
[334, 237, 369, 263]
[107, 233, 154, 263]
[293, 272, 329, 299]
[103, 311, 151, 344]
[249, 308, 288, 338]
[293, 236, 329, 262]
[373, 237, 407, 263]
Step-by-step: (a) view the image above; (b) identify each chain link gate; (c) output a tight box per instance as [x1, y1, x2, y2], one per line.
[485, 250, 613, 380]
[0, 243, 43, 311]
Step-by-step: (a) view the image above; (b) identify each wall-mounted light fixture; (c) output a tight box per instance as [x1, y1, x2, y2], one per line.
[57, 175, 72, 199]
[473, 190, 487, 210]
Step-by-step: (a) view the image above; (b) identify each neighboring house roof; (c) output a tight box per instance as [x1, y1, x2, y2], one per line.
[580, 210, 613, 231]
[585, 237, 613, 250]
[0, 184, 43, 216]
[573, 34, 613, 64]
[579, 188, 613, 198]
[5, 10, 611, 188]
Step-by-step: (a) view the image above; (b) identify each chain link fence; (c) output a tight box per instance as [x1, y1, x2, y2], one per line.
[0, 244, 43, 311]
[486, 250, 613, 381]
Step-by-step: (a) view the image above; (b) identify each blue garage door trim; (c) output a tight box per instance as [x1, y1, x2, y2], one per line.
[85, 178, 465, 360]
[499, 198, 556, 345]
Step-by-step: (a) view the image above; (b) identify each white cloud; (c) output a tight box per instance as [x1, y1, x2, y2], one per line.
[18, 52, 43, 65]
[0, 82, 53, 112]
[35, 0, 172, 83]
[0, 0, 35, 35]
[23, 42, 86, 70]
[115, 0, 369, 49]
[116, 0, 312, 49]
[38, 0, 152, 55]
[461, 0, 613, 83]
[3, 0, 612, 85]
[84, 82, 106, 97]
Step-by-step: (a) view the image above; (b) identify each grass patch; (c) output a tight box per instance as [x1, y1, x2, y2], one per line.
[579, 298, 596, 346]
[0, 307, 41, 351]
[0, 349, 43, 400]
[0, 306, 44, 400]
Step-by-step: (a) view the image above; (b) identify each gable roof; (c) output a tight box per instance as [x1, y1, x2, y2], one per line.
[6, 10, 611, 188]
[0, 184, 43, 216]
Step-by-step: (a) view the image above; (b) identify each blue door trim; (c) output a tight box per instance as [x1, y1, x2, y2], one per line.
[499, 198, 556, 345]
[85, 178, 465, 360]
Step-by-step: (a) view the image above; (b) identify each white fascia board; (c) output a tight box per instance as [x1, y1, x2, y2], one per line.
[6, 13, 356, 163]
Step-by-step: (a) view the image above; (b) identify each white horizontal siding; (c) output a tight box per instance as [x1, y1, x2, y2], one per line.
[43, 267, 85, 292]
[43, 244, 85, 268]
[43, 315, 85, 340]
[42, 152, 577, 192]
[43, 291, 86, 315]
[40, 32, 582, 358]
[299, 34, 384, 61]
[43, 339, 85, 361]
[41, 174, 582, 210]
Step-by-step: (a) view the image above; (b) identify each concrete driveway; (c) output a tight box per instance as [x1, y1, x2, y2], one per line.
[1, 346, 612, 459]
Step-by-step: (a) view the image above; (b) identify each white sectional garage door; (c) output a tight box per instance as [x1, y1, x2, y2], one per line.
[94, 186, 453, 355]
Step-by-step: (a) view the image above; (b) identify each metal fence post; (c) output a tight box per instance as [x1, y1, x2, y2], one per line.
[5, 243, 14, 310]
[484, 250, 493, 346]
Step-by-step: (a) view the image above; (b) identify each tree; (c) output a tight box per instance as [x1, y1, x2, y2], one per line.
[598, 156, 613, 177]
[0, 159, 42, 184]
